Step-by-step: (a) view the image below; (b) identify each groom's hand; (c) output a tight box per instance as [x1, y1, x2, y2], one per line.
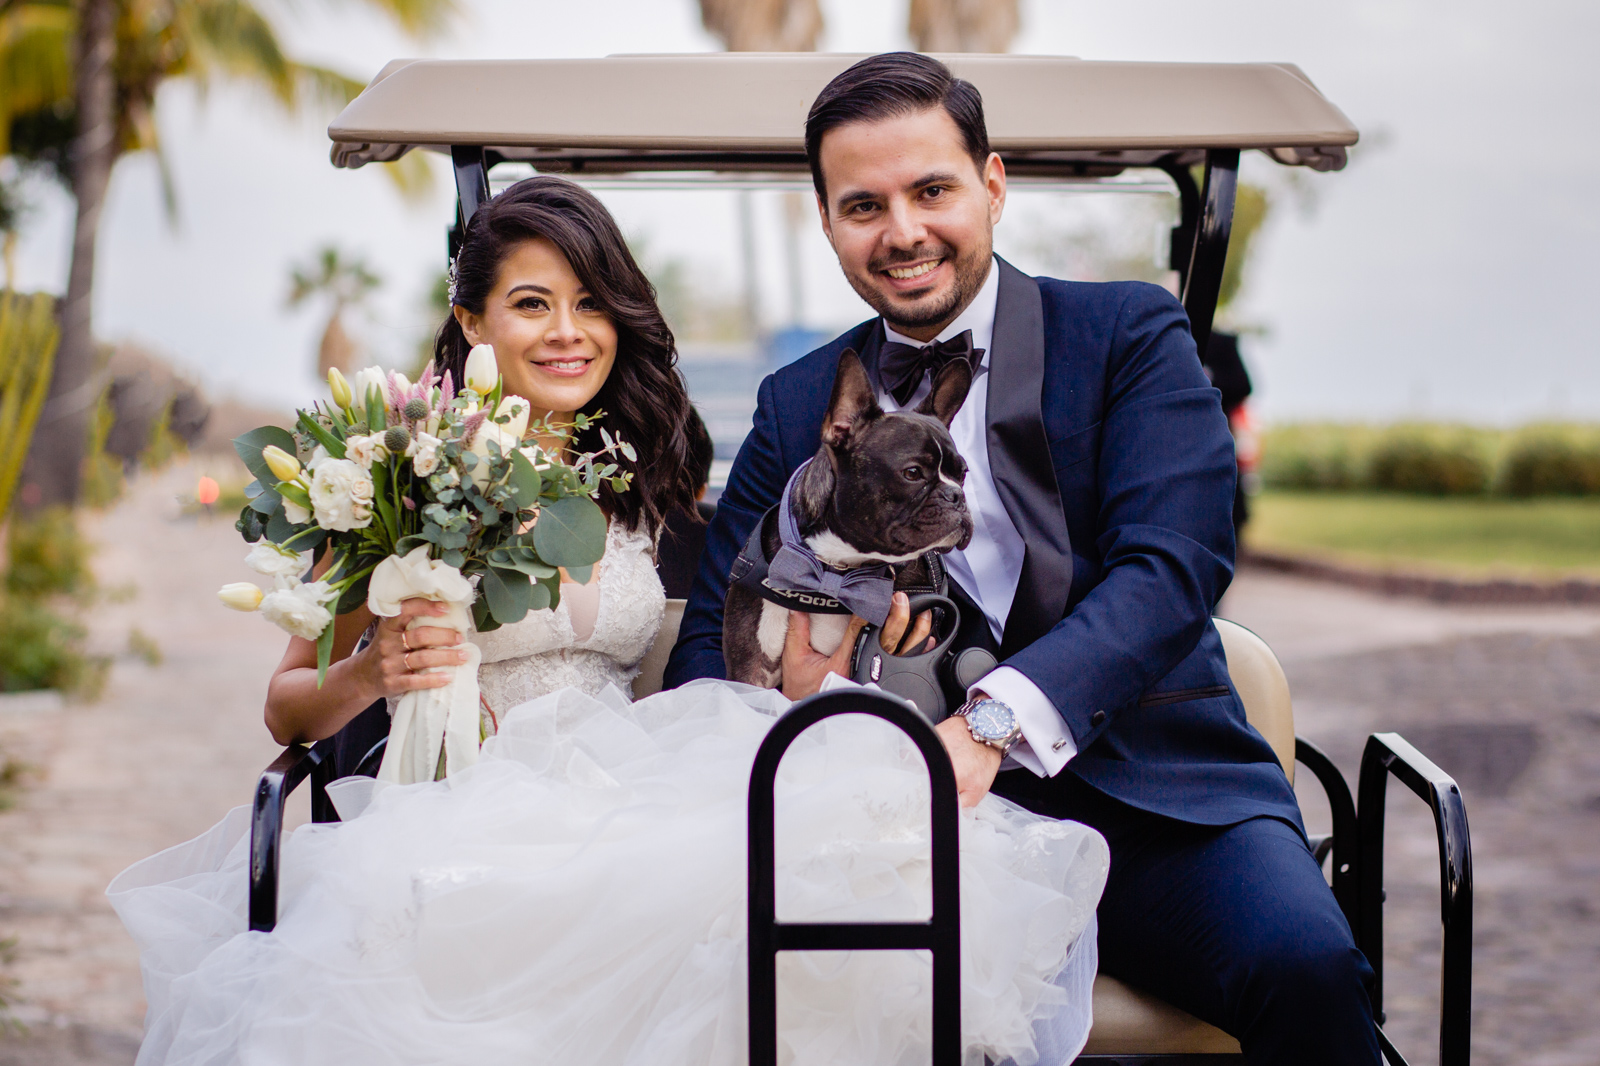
[936, 706, 1003, 807]
[781, 611, 868, 701]
[780, 593, 935, 701]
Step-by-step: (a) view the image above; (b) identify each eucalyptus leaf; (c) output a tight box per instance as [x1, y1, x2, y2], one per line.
[528, 579, 551, 612]
[564, 563, 593, 586]
[236, 505, 265, 543]
[472, 598, 500, 633]
[532, 495, 607, 567]
[249, 485, 282, 514]
[496, 549, 557, 579]
[507, 448, 542, 506]
[233, 426, 297, 485]
[482, 566, 532, 624]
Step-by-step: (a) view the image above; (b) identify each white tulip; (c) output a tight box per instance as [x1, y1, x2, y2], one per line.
[467, 421, 520, 491]
[494, 396, 530, 441]
[353, 366, 389, 407]
[218, 583, 264, 612]
[260, 581, 337, 641]
[463, 344, 499, 395]
[245, 542, 309, 589]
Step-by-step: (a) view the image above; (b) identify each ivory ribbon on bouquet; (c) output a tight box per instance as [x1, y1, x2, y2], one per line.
[367, 546, 482, 785]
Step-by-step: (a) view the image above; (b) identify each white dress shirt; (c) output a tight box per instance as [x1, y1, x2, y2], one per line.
[878, 258, 1077, 776]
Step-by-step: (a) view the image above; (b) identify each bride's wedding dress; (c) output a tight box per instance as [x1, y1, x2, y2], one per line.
[110, 522, 1109, 1066]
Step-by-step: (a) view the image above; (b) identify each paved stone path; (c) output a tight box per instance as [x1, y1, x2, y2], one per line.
[0, 463, 291, 1061]
[0, 468, 1595, 1063]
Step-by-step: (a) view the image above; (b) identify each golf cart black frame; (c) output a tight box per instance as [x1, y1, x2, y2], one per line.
[247, 140, 1471, 1064]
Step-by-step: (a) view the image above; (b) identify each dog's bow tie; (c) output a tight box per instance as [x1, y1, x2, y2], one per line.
[767, 463, 898, 626]
[877, 329, 984, 407]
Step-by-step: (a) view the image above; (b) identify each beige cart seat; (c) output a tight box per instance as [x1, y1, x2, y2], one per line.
[634, 608, 1294, 1058]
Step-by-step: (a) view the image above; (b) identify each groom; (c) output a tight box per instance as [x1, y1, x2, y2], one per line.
[666, 53, 1378, 1063]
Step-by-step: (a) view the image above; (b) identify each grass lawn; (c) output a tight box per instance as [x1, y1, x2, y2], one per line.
[1245, 492, 1600, 578]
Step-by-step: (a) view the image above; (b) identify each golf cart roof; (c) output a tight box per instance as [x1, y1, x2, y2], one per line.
[327, 53, 1358, 177]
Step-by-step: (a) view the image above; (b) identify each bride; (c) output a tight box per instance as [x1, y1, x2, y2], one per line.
[109, 176, 1109, 1066]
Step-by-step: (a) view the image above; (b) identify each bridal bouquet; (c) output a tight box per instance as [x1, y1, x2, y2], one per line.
[216, 345, 632, 782]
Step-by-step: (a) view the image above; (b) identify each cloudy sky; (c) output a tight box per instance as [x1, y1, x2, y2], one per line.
[9, 0, 1598, 422]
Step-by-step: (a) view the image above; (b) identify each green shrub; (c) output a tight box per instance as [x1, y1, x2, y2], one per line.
[1368, 427, 1492, 495]
[0, 593, 105, 696]
[1258, 423, 1379, 490]
[4, 506, 94, 599]
[1500, 428, 1600, 497]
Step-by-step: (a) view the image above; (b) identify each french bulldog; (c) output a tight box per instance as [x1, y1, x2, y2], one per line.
[723, 348, 974, 690]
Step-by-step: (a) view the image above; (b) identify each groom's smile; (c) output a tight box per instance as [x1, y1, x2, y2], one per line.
[816, 106, 1006, 342]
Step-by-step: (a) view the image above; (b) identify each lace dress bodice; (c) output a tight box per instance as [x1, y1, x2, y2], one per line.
[471, 521, 665, 714]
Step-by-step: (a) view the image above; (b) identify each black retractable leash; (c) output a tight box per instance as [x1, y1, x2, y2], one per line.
[848, 593, 995, 723]
[732, 511, 995, 722]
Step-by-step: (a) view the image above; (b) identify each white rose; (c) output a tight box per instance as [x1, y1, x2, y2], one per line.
[282, 497, 311, 524]
[410, 431, 443, 477]
[309, 458, 375, 532]
[344, 433, 390, 469]
[245, 542, 309, 589]
[259, 580, 337, 640]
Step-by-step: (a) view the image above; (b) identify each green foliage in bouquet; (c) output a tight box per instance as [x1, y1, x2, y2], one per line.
[228, 358, 632, 684]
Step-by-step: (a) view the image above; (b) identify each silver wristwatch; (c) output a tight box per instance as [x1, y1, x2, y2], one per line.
[956, 696, 1023, 756]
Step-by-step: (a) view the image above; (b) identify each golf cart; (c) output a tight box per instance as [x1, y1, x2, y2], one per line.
[247, 54, 1471, 1066]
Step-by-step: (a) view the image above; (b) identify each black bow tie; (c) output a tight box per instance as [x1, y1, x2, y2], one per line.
[877, 329, 985, 406]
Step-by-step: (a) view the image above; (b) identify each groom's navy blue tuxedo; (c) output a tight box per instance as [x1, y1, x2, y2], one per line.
[664, 259, 1378, 1063]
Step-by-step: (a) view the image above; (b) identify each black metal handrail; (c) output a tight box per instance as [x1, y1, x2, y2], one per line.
[1295, 736, 1360, 929]
[747, 690, 962, 1066]
[1358, 732, 1474, 1066]
[248, 742, 325, 932]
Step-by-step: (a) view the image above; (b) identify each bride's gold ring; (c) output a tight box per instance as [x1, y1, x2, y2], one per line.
[401, 631, 413, 652]
[404, 651, 415, 672]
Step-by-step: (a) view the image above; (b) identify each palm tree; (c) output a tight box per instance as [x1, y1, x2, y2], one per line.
[699, 0, 821, 53]
[4, 0, 454, 508]
[287, 245, 381, 378]
[908, 0, 1019, 53]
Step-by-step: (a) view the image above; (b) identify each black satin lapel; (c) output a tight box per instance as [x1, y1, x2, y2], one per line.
[987, 258, 1073, 658]
[857, 320, 889, 397]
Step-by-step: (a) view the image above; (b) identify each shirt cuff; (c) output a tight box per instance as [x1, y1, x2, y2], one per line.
[970, 666, 1077, 777]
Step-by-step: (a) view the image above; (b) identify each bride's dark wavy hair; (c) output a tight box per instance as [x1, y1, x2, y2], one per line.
[434, 176, 697, 534]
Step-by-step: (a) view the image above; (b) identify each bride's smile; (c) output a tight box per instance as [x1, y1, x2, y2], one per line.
[453, 235, 619, 426]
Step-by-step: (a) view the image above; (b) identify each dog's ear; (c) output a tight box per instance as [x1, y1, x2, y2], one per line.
[821, 349, 881, 447]
[793, 447, 837, 527]
[915, 357, 972, 427]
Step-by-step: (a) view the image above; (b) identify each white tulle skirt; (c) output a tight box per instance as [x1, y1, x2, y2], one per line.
[109, 680, 1108, 1066]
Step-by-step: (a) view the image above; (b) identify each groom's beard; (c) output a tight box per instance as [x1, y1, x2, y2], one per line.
[847, 236, 992, 336]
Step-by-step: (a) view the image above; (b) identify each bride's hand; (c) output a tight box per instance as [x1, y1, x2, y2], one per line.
[357, 598, 469, 700]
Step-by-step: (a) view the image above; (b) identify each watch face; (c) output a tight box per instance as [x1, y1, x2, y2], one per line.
[969, 700, 1015, 742]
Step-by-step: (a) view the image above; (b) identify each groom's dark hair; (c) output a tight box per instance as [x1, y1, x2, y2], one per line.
[805, 52, 990, 201]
